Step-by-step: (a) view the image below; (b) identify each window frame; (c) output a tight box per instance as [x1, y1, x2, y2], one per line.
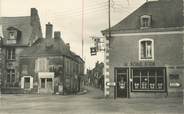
[139, 38, 154, 61]
[6, 48, 16, 60]
[7, 69, 15, 83]
[140, 15, 151, 28]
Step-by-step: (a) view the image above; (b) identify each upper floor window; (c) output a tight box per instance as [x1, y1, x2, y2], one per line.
[7, 27, 21, 44]
[140, 15, 151, 28]
[6, 48, 16, 60]
[139, 39, 154, 61]
[35, 58, 49, 72]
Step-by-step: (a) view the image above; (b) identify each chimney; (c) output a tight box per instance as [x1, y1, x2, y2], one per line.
[31, 8, 38, 17]
[0, 25, 4, 38]
[46, 22, 53, 38]
[66, 43, 70, 50]
[31, 8, 38, 25]
[54, 31, 61, 39]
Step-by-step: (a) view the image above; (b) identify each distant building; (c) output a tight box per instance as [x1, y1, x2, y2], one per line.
[19, 23, 85, 94]
[0, 8, 42, 91]
[87, 61, 104, 90]
[102, 0, 184, 98]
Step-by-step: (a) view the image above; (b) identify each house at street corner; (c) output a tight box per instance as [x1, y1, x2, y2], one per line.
[0, 8, 42, 93]
[19, 22, 85, 95]
[0, 8, 85, 95]
[102, 0, 184, 99]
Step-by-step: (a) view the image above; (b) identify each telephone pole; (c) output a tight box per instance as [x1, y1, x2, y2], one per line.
[108, 0, 111, 40]
[82, 0, 84, 59]
[104, 0, 111, 98]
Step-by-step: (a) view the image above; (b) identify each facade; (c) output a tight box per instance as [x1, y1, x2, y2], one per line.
[102, 0, 184, 98]
[0, 8, 42, 93]
[19, 23, 85, 94]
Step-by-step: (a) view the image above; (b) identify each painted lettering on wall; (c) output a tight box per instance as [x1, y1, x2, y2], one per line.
[124, 61, 155, 66]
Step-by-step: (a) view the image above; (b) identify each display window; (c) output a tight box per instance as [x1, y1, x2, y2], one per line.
[131, 67, 166, 92]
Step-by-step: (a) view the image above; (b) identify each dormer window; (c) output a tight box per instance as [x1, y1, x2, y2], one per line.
[9, 32, 15, 39]
[6, 27, 21, 44]
[140, 15, 151, 28]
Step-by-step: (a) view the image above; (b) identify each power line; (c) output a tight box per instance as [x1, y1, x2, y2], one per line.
[47, 6, 108, 18]
[46, 1, 108, 16]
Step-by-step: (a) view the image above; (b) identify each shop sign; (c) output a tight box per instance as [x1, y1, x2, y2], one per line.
[106, 82, 116, 86]
[124, 61, 155, 66]
[169, 82, 181, 88]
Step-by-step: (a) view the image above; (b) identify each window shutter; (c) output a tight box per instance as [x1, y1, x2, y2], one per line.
[21, 77, 24, 89]
[30, 77, 33, 89]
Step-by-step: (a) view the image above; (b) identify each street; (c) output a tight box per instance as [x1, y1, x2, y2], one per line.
[0, 87, 183, 114]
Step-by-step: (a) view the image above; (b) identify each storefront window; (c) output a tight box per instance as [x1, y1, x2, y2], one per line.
[132, 67, 165, 92]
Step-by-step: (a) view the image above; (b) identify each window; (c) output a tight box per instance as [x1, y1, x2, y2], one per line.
[35, 58, 48, 72]
[9, 32, 15, 39]
[139, 39, 154, 60]
[6, 48, 15, 60]
[131, 68, 166, 92]
[7, 69, 15, 83]
[140, 15, 151, 28]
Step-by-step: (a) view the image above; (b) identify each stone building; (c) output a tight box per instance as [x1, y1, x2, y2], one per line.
[0, 8, 42, 92]
[19, 23, 85, 94]
[102, 0, 184, 98]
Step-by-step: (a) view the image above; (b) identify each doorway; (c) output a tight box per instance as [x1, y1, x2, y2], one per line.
[38, 72, 54, 94]
[115, 68, 129, 98]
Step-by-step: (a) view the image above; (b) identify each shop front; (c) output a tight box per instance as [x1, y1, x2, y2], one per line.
[114, 67, 167, 98]
[38, 72, 54, 94]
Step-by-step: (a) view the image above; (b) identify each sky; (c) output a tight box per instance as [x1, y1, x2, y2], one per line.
[0, 0, 145, 70]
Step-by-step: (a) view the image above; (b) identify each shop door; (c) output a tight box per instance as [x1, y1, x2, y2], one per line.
[47, 78, 53, 93]
[116, 68, 128, 98]
[40, 78, 53, 94]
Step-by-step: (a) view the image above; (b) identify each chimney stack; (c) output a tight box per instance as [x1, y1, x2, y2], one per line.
[30, 8, 39, 26]
[0, 25, 4, 38]
[66, 43, 70, 50]
[54, 31, 61, 39]
[46, 22, 53, 38]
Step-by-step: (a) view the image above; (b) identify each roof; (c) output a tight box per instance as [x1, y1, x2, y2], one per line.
[0, 16, 32, 45]
[20, 37, 72, 57]
[70, 51, 85, 63]
[102, 0, 183, 34]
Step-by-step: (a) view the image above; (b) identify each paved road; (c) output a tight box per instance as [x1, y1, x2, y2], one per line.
[0, 87, 183, 114]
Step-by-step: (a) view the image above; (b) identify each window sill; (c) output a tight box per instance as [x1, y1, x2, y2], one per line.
[139, 59, 154, 61]
[140, 27, 151, 29]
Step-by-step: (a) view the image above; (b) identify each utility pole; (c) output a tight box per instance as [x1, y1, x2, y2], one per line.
[108, 0, 111, 40]
[103, 0, 111, 98]
[82, 0, 84, 59]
